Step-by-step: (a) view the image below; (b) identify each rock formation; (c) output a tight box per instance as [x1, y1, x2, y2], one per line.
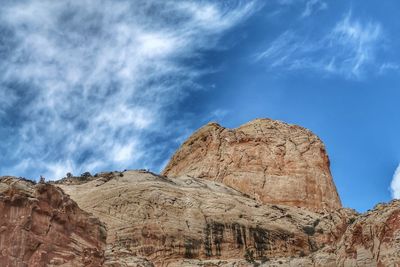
[162, 119, 341, 211]
[2, 118, 400, 266]
[0, 177, 106, 267]
[335, 200, 400, 266]
[56, 171, 400, 267]
[57, 171, 352, 266]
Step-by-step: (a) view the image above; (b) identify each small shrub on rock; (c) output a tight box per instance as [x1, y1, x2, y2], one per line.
[302, 225, 315, 236]
[80, 172, 92, 180]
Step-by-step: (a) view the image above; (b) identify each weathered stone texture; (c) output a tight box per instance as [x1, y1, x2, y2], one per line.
[58, 171, 351, 267]
[163, 119, 341, 211]
[0, 177, 106, 267]
[3, 119, 400, 267]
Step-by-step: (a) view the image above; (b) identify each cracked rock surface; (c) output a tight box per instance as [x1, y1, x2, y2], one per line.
[0, 177, 106, 267]
[58, 170, 400, 266]
[335, 200, 400, 266]
[58, 171, 352, 267]
[162, 119, 341, 211]
[3, 118, 400, 266]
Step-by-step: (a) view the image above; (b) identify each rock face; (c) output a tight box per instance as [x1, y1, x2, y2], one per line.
[57, 170, 400, 267]
[162, 119, 341, 211]
[335, 200, 400, 266]
[58, 171, 353, 267]
[3, 118, 400, 266]
[0, 177, 106, 267]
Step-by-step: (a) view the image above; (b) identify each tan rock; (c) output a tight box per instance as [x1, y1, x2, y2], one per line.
[4, 118, 400, 267]
[58, 171, 350, 267]
[335, 200, 400, 266]
[0, 177, 106, 267]
[162, 119, 341, 211]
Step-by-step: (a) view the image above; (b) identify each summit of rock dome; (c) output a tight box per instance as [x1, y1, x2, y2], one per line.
[162, 118, 341, 211]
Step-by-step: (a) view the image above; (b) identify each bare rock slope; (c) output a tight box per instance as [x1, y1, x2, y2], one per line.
[58, 171, 353, 267]
[58, 171, 400, 267]
[0, 177, 106, 267]
[335, 200, 400, 266]
[162, 119, 341, 211]
[3, 118, 400, 266]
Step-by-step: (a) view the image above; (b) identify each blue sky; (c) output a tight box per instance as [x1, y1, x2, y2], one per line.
[0, 0, 399, 212]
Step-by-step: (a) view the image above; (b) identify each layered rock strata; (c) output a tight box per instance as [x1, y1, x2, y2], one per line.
[162, 119, 341, 211]
[58, 171, 352, 267]
[3, 118, 400, 266]
[0, 177, 106, 267]
[335, 200, 400, 266]
[59, 171, 400, 266]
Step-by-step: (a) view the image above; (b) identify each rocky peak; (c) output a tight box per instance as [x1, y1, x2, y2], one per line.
[162, 118, 341, 211]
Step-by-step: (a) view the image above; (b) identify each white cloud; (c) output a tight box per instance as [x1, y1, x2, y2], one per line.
[273, 0, 327, 18]
[255, 11, 386, 79]
[301, 0, 327, 18]
[44, 160, 75, 181]
[379, 63, 399, 74]
[112, 143, 139, 165]
[331, 11, 382, 76]
[391, 164, 400, 199]
[0, 0, 257, 180]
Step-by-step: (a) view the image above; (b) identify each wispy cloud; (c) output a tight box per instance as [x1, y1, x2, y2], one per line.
[379, 63, 400, 74]
[301, 0, 327, 18]
[390, 164, 400, 199]
[0, 0, 257, 179]
[331, 11, 382, 76]
[274, 0, 327, 18]
[255, 11, 389, 79]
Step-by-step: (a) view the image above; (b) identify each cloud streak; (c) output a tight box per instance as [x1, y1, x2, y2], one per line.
[255, 11, 388, 79]
[274, 0, 327, 18]
[391, 164, 400, 199]
[0, 0, 257, 179]
[301, 0, 327, 18]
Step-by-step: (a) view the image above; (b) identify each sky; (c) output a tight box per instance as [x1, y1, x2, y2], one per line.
[0, 0, 399, 212]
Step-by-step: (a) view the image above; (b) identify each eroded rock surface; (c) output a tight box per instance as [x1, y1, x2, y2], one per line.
[58, 171, 353, 267]
[162, 119, 341, 211]
[0, 177, 106, 267]
[335, 200, 400, 266]
[3, 118, 400, 267]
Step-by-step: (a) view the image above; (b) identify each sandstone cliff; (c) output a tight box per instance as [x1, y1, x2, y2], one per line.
[335, 200, 400, 266]
[0, 177, 106, 267]
[58, 171, 353, 267]
[2, 118, 399, 267]
[162, 119, 341, 211]
[57, 171, 400, 267]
